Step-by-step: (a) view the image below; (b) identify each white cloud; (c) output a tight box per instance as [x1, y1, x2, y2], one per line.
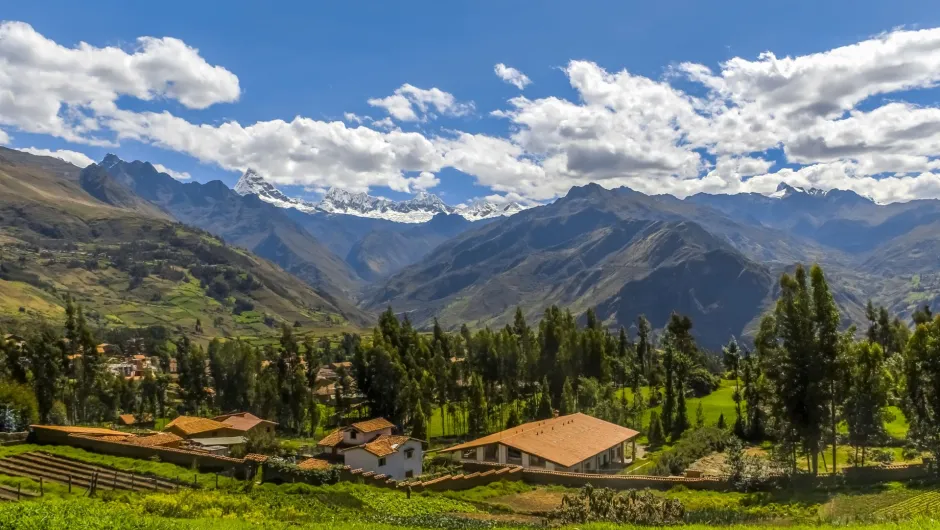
[8, 22, 940, 203]
[0, 21, 238, 145]
[152, 162, 191, 180]
[368, 84, 473, 122]
[407, 171, 440, 191]
[16, 147, 93, 167]
[0, 128, 8, 145]
[494, 63, 531, 89]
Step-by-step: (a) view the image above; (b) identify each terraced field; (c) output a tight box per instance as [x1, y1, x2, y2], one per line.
[0, 452, 179, 494]
[875, 490, 940, 519]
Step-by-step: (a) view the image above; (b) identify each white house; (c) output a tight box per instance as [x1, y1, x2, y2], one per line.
[316, 417, 424, 479]
[342, 435, 423, 480]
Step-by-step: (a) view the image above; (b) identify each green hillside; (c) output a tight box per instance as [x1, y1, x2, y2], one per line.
[0, 148, 366, 337]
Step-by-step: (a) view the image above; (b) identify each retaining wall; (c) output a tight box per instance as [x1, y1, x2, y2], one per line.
[31, 431, 256, 478]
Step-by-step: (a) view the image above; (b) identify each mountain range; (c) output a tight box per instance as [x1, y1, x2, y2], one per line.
[233, 168, 525, 223]
[3, 148, 940, 348]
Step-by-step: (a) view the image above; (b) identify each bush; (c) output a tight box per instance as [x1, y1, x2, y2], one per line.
[652, 426, 730, 476]
[0, 381, 39, 432]
[547, 484, 685, 525]
[870, 448, 895, 465]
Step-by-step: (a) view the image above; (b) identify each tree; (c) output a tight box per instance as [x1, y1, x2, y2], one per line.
[647, 411, 665, 448]
[903, 316, 940, 470]
[844, 341, 889, 466]
[723, 337, 745, 436]
[810, 264, 842, 474]
[695, 402, 705, 428]
[467, 375, 488, 436]
[716, 413, 727, 430]
[536, 377, 553, 420]
[560, 378, 576, 415]
[410, 404, 428, 441]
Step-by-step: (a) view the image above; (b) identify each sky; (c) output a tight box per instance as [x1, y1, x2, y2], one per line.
[5, 1, 940, 206]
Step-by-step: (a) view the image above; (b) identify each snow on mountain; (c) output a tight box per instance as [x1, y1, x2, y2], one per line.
[458, 199, 525, 221]
[768, 182, 873, 202]
[234, 169, 525, 223]
[234, 169, 319, 213]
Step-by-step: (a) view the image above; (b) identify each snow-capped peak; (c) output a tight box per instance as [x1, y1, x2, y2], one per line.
[456, 199, 525, 221]
[234, 170, 525, 223]
[769, 182, 873, 203]
[234, 169, 319, 213]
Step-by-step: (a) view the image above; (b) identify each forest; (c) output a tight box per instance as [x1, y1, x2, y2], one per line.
[2, 263, 940, 478]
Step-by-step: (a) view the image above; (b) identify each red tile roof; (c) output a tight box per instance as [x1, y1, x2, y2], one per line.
[31, 425, 130, 437]
[297, 457, 332, 470]
[124, 432, 182, 447]
[443, 413, 639, 468]
[212, 412, 277, 432]
[317, 429, 345, 448]
[344, 435, 414, 457]
[163, 416, 229, 436]
[351, 418, 394, 433]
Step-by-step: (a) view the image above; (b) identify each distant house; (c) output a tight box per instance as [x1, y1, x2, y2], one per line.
[212, 412, 277, 436]
[342, 435, 423, 480]
[442, 413, 639, 473]
[163, 416, 242, 439]
[188, 436, 247, 456]
[30, 425, 132, 445]
[317, 417, 395, 455]
[117, 413, 155, 428]
[315, 417, 423, 479]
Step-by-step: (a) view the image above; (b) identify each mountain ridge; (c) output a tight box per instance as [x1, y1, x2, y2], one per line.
[234, 168, 525, 223]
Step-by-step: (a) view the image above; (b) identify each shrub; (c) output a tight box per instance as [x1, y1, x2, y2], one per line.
[547, 484, 685, 525]
[870, 448, 895, 465]
[652, 426, 729, 476]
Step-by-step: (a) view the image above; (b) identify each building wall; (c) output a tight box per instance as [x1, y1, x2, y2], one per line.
[343, 440, 422, 480]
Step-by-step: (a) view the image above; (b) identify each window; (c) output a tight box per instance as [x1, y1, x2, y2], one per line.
[350, 431, 358, 440]
[405, 470, 414, 478]
[405, 448, 414, 459]
[378, 457, 386, 467]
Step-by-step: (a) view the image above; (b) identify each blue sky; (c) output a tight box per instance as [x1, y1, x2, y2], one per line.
[5, 0, 940, 205]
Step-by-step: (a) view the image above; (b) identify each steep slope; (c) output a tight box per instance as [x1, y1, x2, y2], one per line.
[0, 148, 369, 333]
[346, 213, 477, 281]
[366, 185, 775, 348]
[101, 155, 363, 301]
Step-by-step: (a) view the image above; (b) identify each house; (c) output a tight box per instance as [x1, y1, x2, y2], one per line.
[187, 436, 247, 456]
[212, 412, 277, 436]
[441, 413, 639, 473]
[315, 417, 423, 479]
[342, 435, 423, 480]
[117, 413, 155, 428]
[107, 362, 136, 378]
[162, 416, 243, 439]
[123, 432, 182, 448]
[316, 417, 395, 455]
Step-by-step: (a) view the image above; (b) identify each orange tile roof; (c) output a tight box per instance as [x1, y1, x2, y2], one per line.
[443, 413, 639, 468]
[118, 413, 153, 425]
[212, 412, 277, 432]
[351, 417, 394, 433]
[124, 433, 182, 447]
[30, 425, 131, 437]
[163, 416, 229, 436]
[297, 457, 332, 470]
[317, 429, 345, 448]
[345, 435, 413, 457]
[244, 453, 269, 463]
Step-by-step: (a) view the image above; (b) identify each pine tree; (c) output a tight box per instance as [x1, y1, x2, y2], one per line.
[410, 404, 428, 441]
[844, 341, 888, 466]
[506, 407, 521, 429]
[560, 377, 575, 415]
[672, 380, 689, 441]
[723, 337, 744, 433]
[695, 402, 705, 428]
[647, 411, 665, 448]
[467, 375, 488, 436]
[536, 377, 553, 420]
[716, 412, 727, 430]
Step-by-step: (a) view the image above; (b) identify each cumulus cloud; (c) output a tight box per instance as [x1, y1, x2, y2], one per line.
[152, 163, 191, 180]
[8, 22, 940, 203]
[16, 147, 93, 167]
[368, 84, 473, 122]
[0, 21, 239, 145]
[494, 63, 531, 89]
[0, 128, 8, 145]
